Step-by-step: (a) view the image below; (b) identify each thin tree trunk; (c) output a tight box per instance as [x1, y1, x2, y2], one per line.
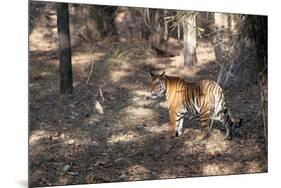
[259, 74, 267, 151]
[89, 5, 104, 38]
[215, 27, 224, 84]
[151, 10, 163, 47]
[177, 23, 181, 39]
[164, 10, 168, 40]
[183, 13, 197, 67]
[214, 13, 227, 84]
[154, 10, 161, 32]
[145, 8, 150, 26]
[57, 3, 73, 94]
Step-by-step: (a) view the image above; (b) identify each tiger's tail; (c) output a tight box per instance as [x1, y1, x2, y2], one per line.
[218, 108, 243, 140]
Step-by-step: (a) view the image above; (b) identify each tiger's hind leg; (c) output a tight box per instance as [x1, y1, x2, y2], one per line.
[207, 107, 216, 135]
[169, 110, 177, 138]
[217, 109, 233, 140]
[231, 116, 243, 137]
[224, 119, 232, 140]
[199, 110, 212, 140]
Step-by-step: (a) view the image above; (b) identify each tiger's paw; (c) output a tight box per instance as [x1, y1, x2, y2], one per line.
[175, 130, 183, 137]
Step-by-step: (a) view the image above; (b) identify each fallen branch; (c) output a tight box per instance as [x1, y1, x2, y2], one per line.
[99, 88, 105, 103]
[86, 47, 96, 84]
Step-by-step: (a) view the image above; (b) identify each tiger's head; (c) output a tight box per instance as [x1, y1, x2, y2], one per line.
[149, 71, 167, 99]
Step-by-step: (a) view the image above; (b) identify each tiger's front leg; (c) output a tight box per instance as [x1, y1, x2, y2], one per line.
[169, 110, 178, 137]
[169, 110, 184, 137]
[175, 117, 184, 137]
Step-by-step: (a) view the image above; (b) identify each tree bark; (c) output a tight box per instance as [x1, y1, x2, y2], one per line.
[183, 13, 197, 67]
[163, 10, 168, 40]
[214, 13, 227, 84]
[57, 3, 73, 94]
[154, 10, 161, 32]
[177, 23, 181, 39]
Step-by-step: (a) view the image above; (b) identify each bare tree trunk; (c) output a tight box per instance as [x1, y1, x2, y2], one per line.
[214, 13, 228, 84]
[250, 15, 268, 149]
[154, 10, 161, 33]
[215, 26, 224, 84]
[177, 23, 181, 39]
[146, 8, 150, 26]
[140, 8, 151, 40]
[183, 13, 197, 67]
[89, 5, 104, 38]
[259, 74, 267, 151]
[163, 10, 168, 40]
[57, 3, 73, 94]
[150, 9, 163, 47]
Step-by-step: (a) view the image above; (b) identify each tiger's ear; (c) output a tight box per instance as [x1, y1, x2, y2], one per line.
[149, 70, 155, 77]
[160, 71, 166, 77]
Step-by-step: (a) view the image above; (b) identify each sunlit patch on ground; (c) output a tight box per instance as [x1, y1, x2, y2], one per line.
[72, 52, 91, 65]
[202, 162, 236, 176]
[29, 130, 49, 145]
[29, 27, 58, 52]
[63, 137, 92, 146]
[183, 129, 206, 143]
[244, 160, 264, 173]
[122, 106, 155, 118]
[131, 90, 151, 98]
[144, 122, 170, 134]
[205, 130, 231, 155]
[110, 70, 129, 82]
[127, 165, 150, 180]
[159, 168, 178, 179]
[131, 96, 151, 107]
[107, 131, 140, 144]
[130, 90, 153, 107]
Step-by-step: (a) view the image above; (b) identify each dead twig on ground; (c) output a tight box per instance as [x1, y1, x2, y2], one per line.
[99, 88, 105, 103]
[86, 47, 96, 84]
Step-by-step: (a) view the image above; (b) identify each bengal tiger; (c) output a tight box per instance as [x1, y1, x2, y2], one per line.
[149, 71, 241, 140]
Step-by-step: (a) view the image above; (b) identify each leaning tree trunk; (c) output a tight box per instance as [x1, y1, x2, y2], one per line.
[183, 12, 197, 67]
[57, 3, 73, 94]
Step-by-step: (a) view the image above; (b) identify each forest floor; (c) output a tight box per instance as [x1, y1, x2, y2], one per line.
[29, 3, 267, 187]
